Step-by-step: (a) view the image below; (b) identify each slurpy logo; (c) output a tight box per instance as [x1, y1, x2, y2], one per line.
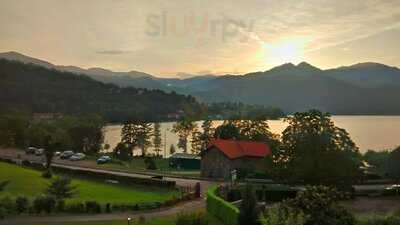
[145, 11, 255, 44]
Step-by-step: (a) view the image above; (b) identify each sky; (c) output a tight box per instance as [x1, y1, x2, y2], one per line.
[0, 0, 400, 77]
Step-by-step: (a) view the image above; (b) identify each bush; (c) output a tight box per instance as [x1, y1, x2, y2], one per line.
[0, 196, 16, 215]
[207, 186, 239, 225]
[0, 206, 6, 219]
[175, 212, 209, 225]
[56, 200, 65, 212]
[15, 196, 29, 214]
[85, 201, 102, 213]
[0, 180, 10, 191]
[357, 216, 400, 225]
[41, 170, 53, 179]
[33, 195, 56, 214]
[284, 186, 355, 225]
[144, 157, 157, 170]
[65, 202, 85, 213]
[261, 206, 306, 225]
[261, 185, 298, 202]
[238, 184, 258, 225]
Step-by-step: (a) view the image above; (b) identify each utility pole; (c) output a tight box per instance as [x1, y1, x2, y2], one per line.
[164, 127, 167, 158]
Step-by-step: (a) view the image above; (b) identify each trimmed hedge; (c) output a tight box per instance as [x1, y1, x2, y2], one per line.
[207, 186, 239, 225]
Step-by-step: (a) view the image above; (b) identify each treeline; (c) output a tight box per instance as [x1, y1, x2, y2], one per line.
[0, 59, 204, 122]
[206, 102, 284, 120]
[0, 111, 104, 155]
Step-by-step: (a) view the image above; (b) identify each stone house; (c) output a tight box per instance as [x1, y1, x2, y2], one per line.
[200, 139, 271, 180]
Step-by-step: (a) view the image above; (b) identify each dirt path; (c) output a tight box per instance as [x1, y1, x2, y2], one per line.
[0, 198, 205, 225]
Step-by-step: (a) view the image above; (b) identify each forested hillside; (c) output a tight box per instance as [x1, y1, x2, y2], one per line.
[0, 59, 204, 122]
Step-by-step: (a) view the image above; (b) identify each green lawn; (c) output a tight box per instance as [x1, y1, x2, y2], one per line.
[0, 162, 179, 204]
[97, 158, 201, 178]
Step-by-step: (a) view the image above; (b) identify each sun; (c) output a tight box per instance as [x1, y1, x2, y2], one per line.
[262, 37, 310, 65]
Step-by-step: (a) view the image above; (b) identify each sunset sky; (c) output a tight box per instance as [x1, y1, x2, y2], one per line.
[1, 0, 400, 77]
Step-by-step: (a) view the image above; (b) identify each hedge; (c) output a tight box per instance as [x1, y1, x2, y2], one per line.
[207, 186, 239, 225]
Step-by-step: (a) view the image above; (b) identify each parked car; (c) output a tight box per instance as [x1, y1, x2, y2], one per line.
[70, 153, 86, 161]
[55, 151, 61, 156]
[97, 155, 112, 164]
[25, 147, 37, 154]
[35, 148, 44, 156]
[60, 151, 74, 159]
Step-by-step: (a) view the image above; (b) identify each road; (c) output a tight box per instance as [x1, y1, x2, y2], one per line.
[0, 148, 220, 224]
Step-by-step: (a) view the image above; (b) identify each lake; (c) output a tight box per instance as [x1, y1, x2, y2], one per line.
[103, 116, 400, 156]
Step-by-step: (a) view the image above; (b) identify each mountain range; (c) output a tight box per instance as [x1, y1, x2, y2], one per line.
[1, 51, 400, 114]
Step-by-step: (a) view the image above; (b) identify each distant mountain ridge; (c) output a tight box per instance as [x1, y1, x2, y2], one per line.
[2, 51, 400, 114]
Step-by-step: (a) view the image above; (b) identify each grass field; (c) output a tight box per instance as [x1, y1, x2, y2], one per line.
[97, 158, 201, 178]
[0, 162, 179, 204]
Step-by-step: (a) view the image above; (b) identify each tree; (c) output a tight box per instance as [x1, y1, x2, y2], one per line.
[191, 119, 215, 154]
[46, 177, 76, 201]
[136, 121, 153, 156]
[172, 119, 198, 153]
[238, 184, 258, 225]
[169, 144, 176, 155]
[214, 121, 241, 140]
[152, 122, 162, 156]
[388, 146, 400, 180]
[121, 120, 153, 156]
[277, 110, 361, 185]
[113, 142, 131, 161]
[68, 115, 104, 155]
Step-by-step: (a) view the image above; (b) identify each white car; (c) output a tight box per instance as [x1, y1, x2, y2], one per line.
[35, 148, 44, 156]
[70, 153, 86, 161]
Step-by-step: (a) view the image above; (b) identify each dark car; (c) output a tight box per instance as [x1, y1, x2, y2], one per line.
[60, 151, 74, 159]
[97, 156, 112, 164]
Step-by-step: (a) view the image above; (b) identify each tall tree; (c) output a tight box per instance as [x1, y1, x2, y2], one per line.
[277, 110, 361, 185]
[136, 121, 153, 157]
[121, 120, 153, 156]
[191, 119, 214, 154]
[172, 119, 198, 153]
[152, 122, 162, 156]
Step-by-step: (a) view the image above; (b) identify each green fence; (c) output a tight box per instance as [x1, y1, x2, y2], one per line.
[206, 186, 239, 225]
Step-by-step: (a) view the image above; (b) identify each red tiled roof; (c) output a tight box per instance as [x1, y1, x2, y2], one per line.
[206, 139, 271, 159]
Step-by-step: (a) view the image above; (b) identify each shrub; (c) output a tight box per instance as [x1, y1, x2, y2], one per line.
[15, 196, 29, 214]
[144, 157, 157, 170]
[262, 185, 298, 202]
[357, 216, 400, 225]
[284, 186, 355, 225]
[261, 206, 306, 225]
[56, 200, 65, 212]
[41, 170, 53, 179]
[46, 177, 76, 200]
[238, 184, 258, 225]
[175, 212, 208, 225]
[0, 206, 6, 219]
[65, 202, 85, 213]
[0, 180, 10, 191]
[85, 201, 101, 213]
[207, 186, 239, 225]
[0, 196, 16, 215]
[33, 195, 56, 214]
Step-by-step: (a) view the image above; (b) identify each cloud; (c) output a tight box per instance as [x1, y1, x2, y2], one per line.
[96, 50, 133, 55]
